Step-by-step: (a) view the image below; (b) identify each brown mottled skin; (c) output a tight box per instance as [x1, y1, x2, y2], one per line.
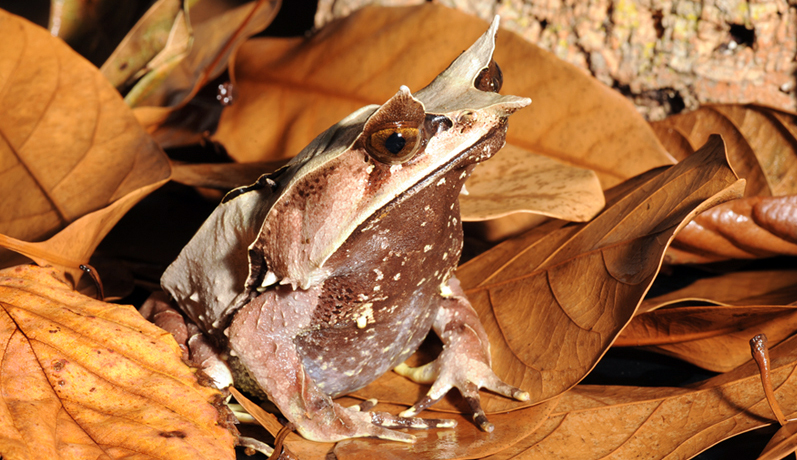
[157, 18, 531, 444]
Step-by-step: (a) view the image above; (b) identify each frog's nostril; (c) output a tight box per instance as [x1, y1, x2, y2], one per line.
[456, 111, 478, 126]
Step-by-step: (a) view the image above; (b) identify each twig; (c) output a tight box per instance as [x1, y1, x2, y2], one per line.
[750, 333, 787, 426]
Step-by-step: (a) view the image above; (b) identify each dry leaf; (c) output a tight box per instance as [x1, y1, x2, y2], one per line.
[0, 180, 167, 284]
[641, 268, 797, 313]
[100, 0, 184, 89]
[460, 145, 605, 222]
[128, 0, 280, 109]
[482, 334, 797, 460]
[758, 422, 797, 460]
[653, 105, 797, 263]
[666, 195, 797, 264]
[449, 135, 742, 409]
[651, 104, 797, 197]
[615, 305, 797, 372]
[0, 10, 171, 245]
[47, 0, 143, 65]
[0, 264, 236, 460]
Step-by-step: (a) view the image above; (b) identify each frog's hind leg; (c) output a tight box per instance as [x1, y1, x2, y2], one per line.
[395, 277, 529, 432]
[227, 287, 455, 443]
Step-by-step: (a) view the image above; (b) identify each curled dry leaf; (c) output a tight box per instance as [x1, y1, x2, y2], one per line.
[641, 268, 797, 313]
[129, 0, 280, 109]
[0, 265, 236, 460]
[666, 195, 797, 264]
[758, 422, 797, 460]
[100, 0, 183, 89]
[214, 4, 671, 222]
[445, 135, 742, 410]
[653, 104, 797, 263]
[47, 0, 142, 66]
[482, 334, 797, 460]
[615, 305, 797, 373]
[0, 10, 171, 255]
[651, 104, 797, 197]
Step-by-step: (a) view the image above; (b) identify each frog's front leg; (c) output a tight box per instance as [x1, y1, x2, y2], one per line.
[396, 277, 529, 431]
[226, 286, 453, 443]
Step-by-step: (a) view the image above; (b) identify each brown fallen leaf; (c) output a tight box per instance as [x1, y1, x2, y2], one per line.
[615, 305, 797, 372]
[460, 145, 605, 222]
[653, 105, 797, 263]
[0, 10, 171, 246]
[47, 0, 143, 66]
[0, 179, 167, 285]
[129, 0, 279, 109]
[652, 104, 797, 197]
[0, 264, 236, 460]
[666, 195, 797, 264]
[214, 4, 670, 209]
[447, 135, 742, 410]
[100, 0, 184, 89]
[640, 268, 797, 313]
[482, 333, 797, 460]
[758, 422, 797, 460]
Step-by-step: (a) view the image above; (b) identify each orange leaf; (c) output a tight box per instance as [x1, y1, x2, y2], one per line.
[641, 268, 797, 313]
[616, 305, 797, 372]
[667, 195, 797, 264]
[0, 265, 236, 460]
[485, 334, 797, 459]
[0, 9, 171, 279]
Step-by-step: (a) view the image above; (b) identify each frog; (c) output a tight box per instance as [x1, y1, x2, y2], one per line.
[155, 17, 531, 443]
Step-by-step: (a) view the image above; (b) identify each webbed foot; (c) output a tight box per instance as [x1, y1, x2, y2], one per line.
[394, 351, 528, 432]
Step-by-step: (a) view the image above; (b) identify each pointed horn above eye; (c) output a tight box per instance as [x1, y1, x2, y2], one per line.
[413, 16, 530, 115]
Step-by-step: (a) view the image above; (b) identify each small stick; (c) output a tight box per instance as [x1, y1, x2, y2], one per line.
[750, 333, 787, 426]
[273, 422, 296, 459]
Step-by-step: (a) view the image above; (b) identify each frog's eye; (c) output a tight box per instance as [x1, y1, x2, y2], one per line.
[366, 125, 421, 164]
[474, 59, 503, 93]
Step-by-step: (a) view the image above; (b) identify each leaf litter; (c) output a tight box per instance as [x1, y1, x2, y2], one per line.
[2, 3, 797, 460]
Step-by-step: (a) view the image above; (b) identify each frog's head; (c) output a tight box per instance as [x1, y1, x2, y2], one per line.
[249, 16, 531, 291]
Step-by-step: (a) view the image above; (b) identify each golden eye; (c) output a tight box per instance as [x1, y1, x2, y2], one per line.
[366, 125, 421, 164]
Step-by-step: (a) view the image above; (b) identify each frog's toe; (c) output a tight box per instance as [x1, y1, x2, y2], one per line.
[371, 411, 456, 430]
[348, 398, 378, 412]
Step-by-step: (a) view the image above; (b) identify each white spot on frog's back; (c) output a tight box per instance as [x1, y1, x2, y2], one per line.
[373, 269, 384, 281]
[393, 273, 401, 281]
[436, 177, 446, 186]
[424, 244, 433, 252]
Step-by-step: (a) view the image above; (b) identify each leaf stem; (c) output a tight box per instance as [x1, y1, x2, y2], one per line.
[750, 333, 787, 426]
